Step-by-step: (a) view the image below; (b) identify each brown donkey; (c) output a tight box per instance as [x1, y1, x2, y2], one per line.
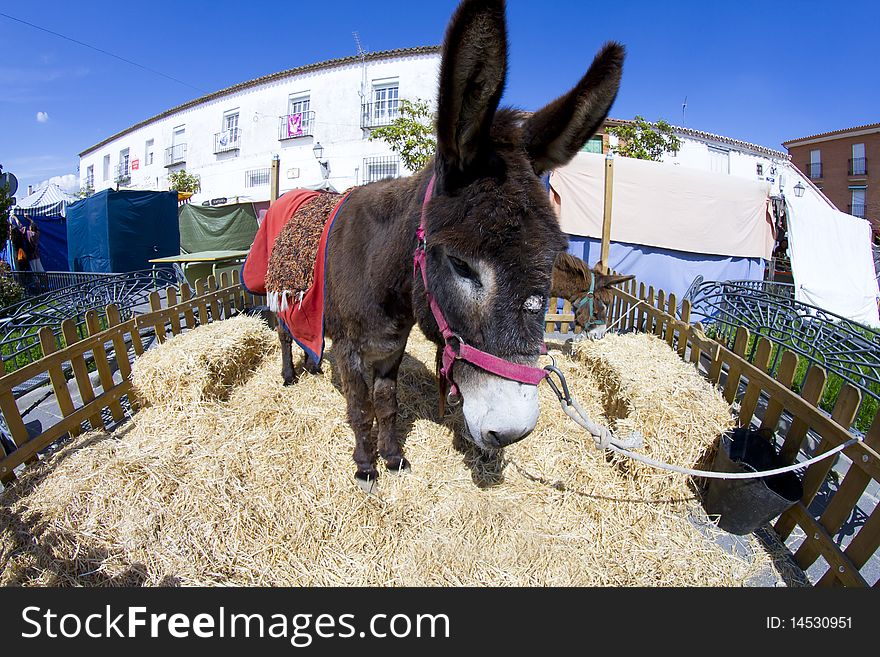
[276, 0, 624, 487]
[550, 252, 635, 339]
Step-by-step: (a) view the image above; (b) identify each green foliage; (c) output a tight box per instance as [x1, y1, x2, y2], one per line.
[368, 99, 436, 172]
[168, 169, 201, 194]
[77, 185, 94, 199]
[0, 261, 24, 311]
[606, 115, 681, 161]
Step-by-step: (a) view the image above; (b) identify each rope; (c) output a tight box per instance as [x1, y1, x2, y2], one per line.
[551, 378, 863, 480]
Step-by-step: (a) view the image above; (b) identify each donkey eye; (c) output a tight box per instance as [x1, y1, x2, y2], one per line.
[448, 255, 481, 286]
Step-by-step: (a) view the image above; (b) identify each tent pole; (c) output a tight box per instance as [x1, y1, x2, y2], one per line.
[270, 154, 280, 202]
[599, 152, 614, 274]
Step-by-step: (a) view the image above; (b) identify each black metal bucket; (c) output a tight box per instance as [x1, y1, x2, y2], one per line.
[705, 427, 803, 535]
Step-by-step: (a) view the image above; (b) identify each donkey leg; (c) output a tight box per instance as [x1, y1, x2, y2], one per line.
[277, 323, 298, 386]
[337, 345, 378, 487]
[374, 349, 408, 472]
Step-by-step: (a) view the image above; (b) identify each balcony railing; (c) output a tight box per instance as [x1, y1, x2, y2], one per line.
[362, 156, 400, 184]
[849, 157, 867, 176]
[165, 143, 187, 167]
[113, 164, 130, 186]
[808, 162, 822, 179]
[361, 102, 400, 129]
[849, 203, 866, 218]
[278, 111, 315, 140]
[213, 128, 241, 154]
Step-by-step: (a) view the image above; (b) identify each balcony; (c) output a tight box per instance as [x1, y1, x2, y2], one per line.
[213, 128, 241, 154]
[848, 203, 866, 218]
[849, 157, 867, 176]
[113, 164, 130, 186]
[808, 162, 822, 179]
[165, 143, 187, 167]
[361, 102, 400, 129]
[278, 111, 315, 140]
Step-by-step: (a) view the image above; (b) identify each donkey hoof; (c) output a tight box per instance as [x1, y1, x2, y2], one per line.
[282, 373, 298, 386]
[355, 470, 379, 494]
[386, 457, 411, 474]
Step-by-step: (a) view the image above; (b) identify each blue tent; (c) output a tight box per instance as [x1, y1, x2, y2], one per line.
[67, 189, 180, 272]
[12, 183, 78, 271]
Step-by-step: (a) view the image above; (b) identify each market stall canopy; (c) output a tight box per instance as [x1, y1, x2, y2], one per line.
[178, 202, 258, 255]
[550, 153, 775, 260]
[785, 185, 879, 327]
[67, 190, 179, 272]
[11, 183, 80, 271]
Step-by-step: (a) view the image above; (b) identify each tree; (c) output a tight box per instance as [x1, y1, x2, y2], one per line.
[168, 169, 201, 194]
[606, 115, 681, 161]
[368, 99, 436, 172]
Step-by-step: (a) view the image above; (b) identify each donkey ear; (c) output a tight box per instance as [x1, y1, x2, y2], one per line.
[598, 273, 635, 288]
[523, 42, 625, 176]
[435, 0, 507, 185]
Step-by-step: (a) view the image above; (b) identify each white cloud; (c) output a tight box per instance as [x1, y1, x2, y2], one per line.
[33, 173, 79, 194]
[36, 111, 49, 123]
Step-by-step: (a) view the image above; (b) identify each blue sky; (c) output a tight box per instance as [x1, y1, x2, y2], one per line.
[1, 0, 878, 195]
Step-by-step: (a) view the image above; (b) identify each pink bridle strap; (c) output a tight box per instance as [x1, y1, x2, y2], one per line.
[413, 174, 549, 398]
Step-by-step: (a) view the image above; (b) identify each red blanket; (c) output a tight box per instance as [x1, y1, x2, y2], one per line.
[241, 189, 351, 368]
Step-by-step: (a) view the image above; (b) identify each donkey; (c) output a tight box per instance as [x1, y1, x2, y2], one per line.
[550, 252, 635, 339]
[277, 0, 624, 486]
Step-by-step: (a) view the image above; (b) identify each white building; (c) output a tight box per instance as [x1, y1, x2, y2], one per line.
[603, 118, 794, 196]
[79, 46, 441, 204]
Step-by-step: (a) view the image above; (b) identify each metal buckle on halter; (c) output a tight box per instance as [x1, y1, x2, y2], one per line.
[543, 355, 572, 406]
[445, 333, 464, 355]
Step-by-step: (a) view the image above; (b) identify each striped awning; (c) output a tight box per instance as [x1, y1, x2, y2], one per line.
[13, 183, 79, 217]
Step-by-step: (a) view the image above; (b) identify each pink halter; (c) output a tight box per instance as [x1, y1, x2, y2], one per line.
[413, 174, 549, 402]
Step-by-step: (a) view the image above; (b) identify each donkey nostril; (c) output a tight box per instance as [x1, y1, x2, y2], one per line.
[486, 428, 531, 448]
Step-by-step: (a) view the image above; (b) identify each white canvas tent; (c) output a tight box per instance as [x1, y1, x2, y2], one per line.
[783, 179, 879, 327]
[549, 152, 774, 301]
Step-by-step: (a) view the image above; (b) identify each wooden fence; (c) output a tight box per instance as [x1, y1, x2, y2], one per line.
[0, 270, 263, 485]
[0, 270, 877, 586]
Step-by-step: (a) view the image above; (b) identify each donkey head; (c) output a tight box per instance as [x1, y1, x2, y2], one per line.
[551, 252, 635, 340]
[415, 0, 624, 451]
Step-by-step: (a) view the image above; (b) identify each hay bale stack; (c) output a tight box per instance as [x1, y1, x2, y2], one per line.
[0, 320, 771, 587]
[573, 333, 734, 491]
[131, 315, 277, 407]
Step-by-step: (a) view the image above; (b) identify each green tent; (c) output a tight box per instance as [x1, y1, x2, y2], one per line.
[178, 202, 259, 255]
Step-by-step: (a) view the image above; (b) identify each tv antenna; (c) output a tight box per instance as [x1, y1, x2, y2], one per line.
[354, 31, 367, 99]
[682, 96, 688, 126]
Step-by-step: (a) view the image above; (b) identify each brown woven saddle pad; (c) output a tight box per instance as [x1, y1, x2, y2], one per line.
[265, 192, 340, 299]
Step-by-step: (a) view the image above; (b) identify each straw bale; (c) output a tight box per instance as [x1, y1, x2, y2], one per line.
[131, 315, 277, 407]
[0, 319, 775, 587]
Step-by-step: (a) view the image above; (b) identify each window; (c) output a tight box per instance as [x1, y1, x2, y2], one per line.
[809, 149, 822, 179]
[851, 143, 866, 176]
[166, 126, 187, 165]
[708, 146, 729, 174]
[215, 110, 241, 153]
[280, 94, 314, 139]
[850, 187, 866, 218]
[145, 139, 154, 166]
[117, 148, 130, 182]
[363, 156, 399, 184]
[756, 163, 764, 177]
[103, 154, 110, 181]
[581, 136, 604, 154]
[373, 83, 399, 121]
[245, 168, 271, 188]
[85, 165, 94, 190]
[362, 81, 399, 128]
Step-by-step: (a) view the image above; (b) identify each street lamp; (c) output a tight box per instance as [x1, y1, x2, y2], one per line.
[793, 181, 805, 198]
[313, 142, 329, 180]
